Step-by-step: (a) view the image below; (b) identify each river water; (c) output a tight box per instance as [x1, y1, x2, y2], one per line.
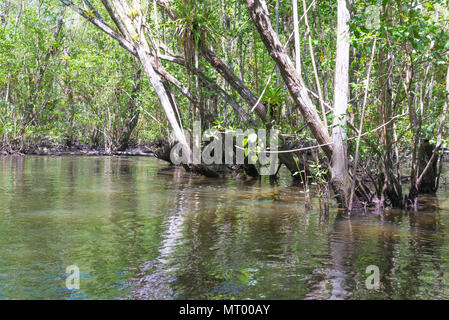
[0, 156, 449, 299]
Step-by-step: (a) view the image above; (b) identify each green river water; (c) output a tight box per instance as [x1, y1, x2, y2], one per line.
[1, 156, 449, 299]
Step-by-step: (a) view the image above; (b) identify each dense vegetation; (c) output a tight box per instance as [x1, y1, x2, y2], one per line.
[1, 0, 448, 211]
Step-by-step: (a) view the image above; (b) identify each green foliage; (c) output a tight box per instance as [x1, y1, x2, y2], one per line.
[262, 86, 287, 107]
[168, 0, 221, 48]
[0, 0, 447, 175]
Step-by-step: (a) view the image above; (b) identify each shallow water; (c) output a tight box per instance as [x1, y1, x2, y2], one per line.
[0, 156, 449, 300]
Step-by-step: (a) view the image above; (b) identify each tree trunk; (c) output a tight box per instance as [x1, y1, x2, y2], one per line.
[330, 0, 352, 209]
[63, 0, 192, 162]
[245, 0, 333, 160]
[117, 67, 142, 151]
[292, 0, 301, 75]
[415, 138, 439, 194]
[197, 39, 267, 121]
[411, 64, 449, 197]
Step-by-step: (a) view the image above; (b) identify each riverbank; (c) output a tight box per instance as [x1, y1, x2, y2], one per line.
[0, 139, 263, 180]
[0, 142, 156, 157]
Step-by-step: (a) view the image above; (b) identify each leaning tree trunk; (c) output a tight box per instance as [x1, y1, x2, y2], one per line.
[245, 0, 372, 211]
[197, 39, 268, 122]
[158, 0, 317, 177]
[245, 0, 333, 159]
[62, 0, 192, 162]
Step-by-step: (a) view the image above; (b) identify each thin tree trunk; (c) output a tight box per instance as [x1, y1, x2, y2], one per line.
[301, 0, 326, 128]
[348, 37, 377, 212]
[117, 67, 142, 151]
[414, 64, 449, 193]
[25, 8, 65, 124]
[275, 0, 281, 85]
[292, 0, 301, 75]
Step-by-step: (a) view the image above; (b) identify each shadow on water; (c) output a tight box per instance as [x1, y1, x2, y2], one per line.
[1, 156, 449, 299]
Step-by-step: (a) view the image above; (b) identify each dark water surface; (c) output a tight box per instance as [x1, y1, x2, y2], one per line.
[1, 156, 449, 299]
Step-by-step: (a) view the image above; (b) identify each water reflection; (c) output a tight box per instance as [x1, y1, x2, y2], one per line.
[1, 156, 449, 299]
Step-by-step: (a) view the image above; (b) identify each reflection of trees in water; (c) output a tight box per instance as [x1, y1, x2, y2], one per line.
[2, 157, 181, 298]
[374, 211, 400, 299]
[99, 157, 161, 292]
[372, 199, 443, 299]
[131, 166, 449, 300]
[328, 215, 357, 300]
[132, 170, 313, 299]
[305, 197, 446, 300]
[131, 167, 198, 299]
[404, 198, 443, 299]
[304, 212, 357, 300]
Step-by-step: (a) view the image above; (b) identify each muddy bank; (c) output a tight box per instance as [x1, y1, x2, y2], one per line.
[0, 139, 260, 181]
[0, 142, 156, 157]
